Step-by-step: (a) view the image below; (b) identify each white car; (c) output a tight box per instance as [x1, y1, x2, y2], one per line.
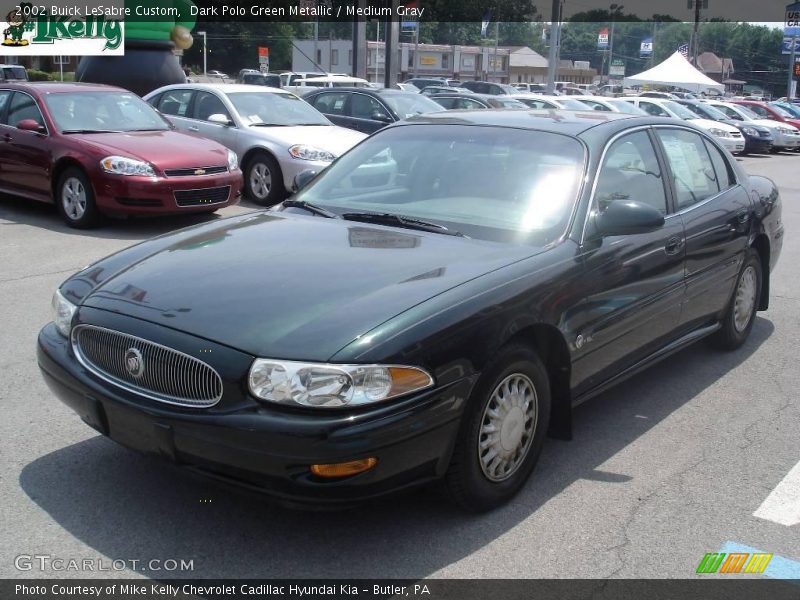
[624, 97, 745, 153]
[145, 84, 367, 205]
[704, 100, 800, 152]
[508, 94, 594, 111]
[578, 97, 648, 115]
[284, 75, 372, 96]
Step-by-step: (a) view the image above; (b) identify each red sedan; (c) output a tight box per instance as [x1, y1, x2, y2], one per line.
[0, 83, 242, 228]
[731, 99, 800, 130]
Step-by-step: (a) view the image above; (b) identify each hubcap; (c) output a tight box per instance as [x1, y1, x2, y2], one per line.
[478, 373, 538, 482]
[249, 162, 272, 200]
[62, 177, 87, 221]
[733, 265, 757, 332]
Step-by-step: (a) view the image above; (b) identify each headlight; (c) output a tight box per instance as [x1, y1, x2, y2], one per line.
[51, 289, 77, 338]
[289, 144, 336, 162]
[100, 156, 156, 177]
[741, 127, 758, 136]
[226, 149, 238, 171]
[248, 359, 434, 408]
[708, 128, 729, 138]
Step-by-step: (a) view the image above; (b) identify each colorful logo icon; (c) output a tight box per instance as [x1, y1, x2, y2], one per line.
[697, 552, 773, 574]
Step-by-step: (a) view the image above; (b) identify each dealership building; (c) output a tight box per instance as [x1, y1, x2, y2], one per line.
[292, 40, 597, 84]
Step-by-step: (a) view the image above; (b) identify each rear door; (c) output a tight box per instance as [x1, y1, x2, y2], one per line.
[653, 126, 752, 330]
[572, 128, 686, 395]
[0, 91, 51, 199]
[306, 91, 352, 129]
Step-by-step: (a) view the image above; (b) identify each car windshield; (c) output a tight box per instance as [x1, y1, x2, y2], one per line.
[775, 102, 800, 117]
[607, 100, 646, 114]
[228, 91, 330, 126]
[768, 103, 793, 118]
[559, 98, 593, 110]
[733, 104, 760, 120]
[380, 93, 444, 119]
[45, 91, 170, 133]
[662, 100, 697, 119]
[2, 66, 27, 80]
[295, 124, 585, 245]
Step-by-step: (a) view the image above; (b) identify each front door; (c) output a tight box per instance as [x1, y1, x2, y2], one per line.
[0, 91, 51, 200]
[572, 129, 686, 395]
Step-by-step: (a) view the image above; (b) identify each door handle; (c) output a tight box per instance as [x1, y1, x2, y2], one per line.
[664, 236, 684, 255]
[188, 126, 199, 132]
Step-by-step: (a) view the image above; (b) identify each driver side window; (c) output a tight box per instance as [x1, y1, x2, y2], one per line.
[595, 131, 668, 215]
[192, 92, 231, 122]
[640, 102, 668, 117]
[350, 94, 390, 120]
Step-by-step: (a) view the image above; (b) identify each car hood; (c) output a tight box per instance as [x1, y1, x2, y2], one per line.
[750, 119, 798, 132]
[690, 118, 738, 133]
[244, 125, 367, 156]
[79, 212, 540, 360]
[72, 130, 231, 170]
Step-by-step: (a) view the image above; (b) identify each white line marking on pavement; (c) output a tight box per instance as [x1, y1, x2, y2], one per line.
[753, 460, 800, 527]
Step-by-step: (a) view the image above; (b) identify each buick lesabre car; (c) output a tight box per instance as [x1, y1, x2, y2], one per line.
[38, 111, 783, 511]
[145, 84, 366, 205]
[0, 83, 242, 228]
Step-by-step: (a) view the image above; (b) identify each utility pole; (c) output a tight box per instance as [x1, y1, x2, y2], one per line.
[691, 0, 702, 65]
[650, 21, 658, 68]
[789, 37, 797, 99]
[493, 20, 499, 82]
[545, 0, 561, 93]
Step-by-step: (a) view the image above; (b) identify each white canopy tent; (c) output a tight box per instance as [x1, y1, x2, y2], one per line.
[624, 51, 725, 93]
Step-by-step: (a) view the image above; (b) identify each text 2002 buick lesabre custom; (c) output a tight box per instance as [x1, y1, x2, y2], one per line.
[38, 111, 783, 511]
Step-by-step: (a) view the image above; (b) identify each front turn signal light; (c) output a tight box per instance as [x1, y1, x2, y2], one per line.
[310, 458, 378, 479]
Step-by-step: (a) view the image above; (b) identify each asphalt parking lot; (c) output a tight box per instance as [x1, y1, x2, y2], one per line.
[0, 152, 798, 580]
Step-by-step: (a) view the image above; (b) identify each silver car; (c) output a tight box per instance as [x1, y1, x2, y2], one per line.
[145, 84, 367, 205]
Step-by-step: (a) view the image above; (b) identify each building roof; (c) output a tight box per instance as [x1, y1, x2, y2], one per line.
[503, 46, 549, 68]
[696, 52, 724, 74]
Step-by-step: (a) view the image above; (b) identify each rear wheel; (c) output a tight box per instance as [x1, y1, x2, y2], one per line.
[445, 344, 551, 512]
[710, 249, 762, 351]
[244, 152, 285, 206]
[55, 167, 99, 228]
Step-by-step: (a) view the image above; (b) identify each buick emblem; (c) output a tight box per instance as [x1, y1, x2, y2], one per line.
[124, 347, 145, 378]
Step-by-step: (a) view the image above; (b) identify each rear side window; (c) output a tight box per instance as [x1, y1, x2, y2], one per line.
[158, 90, 193, 117]
[656, 128, 721, 210]
[310, 92, 348, 115]
[704, 139, 735, 190]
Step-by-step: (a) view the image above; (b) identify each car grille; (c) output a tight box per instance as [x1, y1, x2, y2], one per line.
[174, 186, 231, 207]
[164, 166, 228, 177]
[72, 325, 223, 408]
[731, 131, 743, 138]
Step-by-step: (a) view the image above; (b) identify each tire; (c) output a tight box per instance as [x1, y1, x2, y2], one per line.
[55, 167, 100, 229]
[710, 249, 762, 351]
[244, 152, 285, 206]
[445, 344, 551, 512]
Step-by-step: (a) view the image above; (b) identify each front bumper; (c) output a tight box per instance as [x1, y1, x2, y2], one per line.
[771, 132, 800, 149]
[278, 158, 333, 191]
[743, 134, 773, 153]
[94, 169, 243, 216]
[37, 323, 472, 506]
[717, 135, 746, 154]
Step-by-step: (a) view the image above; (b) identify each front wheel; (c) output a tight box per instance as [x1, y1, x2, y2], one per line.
[445, 344, 551, 512]
[244, 152, 285, 206]
[710, 249, 762, 351]
[55, 167, 100, 228]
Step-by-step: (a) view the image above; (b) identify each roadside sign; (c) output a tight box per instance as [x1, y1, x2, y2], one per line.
[785, 2, 800, 37]
[258, 47, 269, 71]
[260, 64, 268, 74]
[783, 37, 800, 54]
[609, 59, 625, 77]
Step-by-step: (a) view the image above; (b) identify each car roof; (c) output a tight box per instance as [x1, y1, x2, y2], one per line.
[0, 82, 122, 94]
[151, 83, 291, 96]
[403, 109, 643, 135]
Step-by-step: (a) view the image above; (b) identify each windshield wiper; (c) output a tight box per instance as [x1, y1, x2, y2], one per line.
[281, 199, 341, 219]
[342, 212, 466, 237]
[61, 129, 123, 134]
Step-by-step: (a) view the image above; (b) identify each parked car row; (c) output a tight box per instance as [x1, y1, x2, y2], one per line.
[2, 79, 797, 230]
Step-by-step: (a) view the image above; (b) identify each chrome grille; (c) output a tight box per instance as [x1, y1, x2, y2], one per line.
[164, 166, 228, 177]
[72, 325, 223, 408]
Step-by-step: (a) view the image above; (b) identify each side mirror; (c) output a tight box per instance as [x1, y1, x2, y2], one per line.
[17, 119, 45, 134]
[207, 113, 233, 126]
[595, 200, 665, 237]
[292, 169, 318, 193]
[370, 111, 393, 123]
